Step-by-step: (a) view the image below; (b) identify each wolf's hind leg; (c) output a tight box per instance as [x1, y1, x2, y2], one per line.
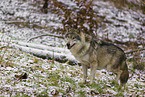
[82, 64, 88, 83]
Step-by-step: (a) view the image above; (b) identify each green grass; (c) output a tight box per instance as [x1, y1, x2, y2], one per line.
[0, 46, 144, 96]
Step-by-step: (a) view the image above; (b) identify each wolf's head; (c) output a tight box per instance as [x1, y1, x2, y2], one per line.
[65, 32, 92, 50]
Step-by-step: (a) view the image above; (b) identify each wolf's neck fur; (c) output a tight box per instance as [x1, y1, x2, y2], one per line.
[70, 43, 90, 57]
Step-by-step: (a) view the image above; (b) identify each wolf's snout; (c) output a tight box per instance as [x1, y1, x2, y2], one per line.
[66, 43, 70, 49]
[66, 43, 75, 49]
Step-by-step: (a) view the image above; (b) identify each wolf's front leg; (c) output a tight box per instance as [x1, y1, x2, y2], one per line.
[90, 62, 97, 84]
[82, 64, 88, 83]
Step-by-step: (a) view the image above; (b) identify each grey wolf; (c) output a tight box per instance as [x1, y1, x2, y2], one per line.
[65, 32, 129, 85]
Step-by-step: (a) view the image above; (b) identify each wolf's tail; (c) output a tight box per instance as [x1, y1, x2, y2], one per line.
[120, 68, 129, 85]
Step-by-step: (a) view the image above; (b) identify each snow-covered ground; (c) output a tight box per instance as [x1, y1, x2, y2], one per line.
[0, 41, 144, 96]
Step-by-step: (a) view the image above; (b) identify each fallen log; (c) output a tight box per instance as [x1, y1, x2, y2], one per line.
[12, 40, 70, 54]
[11, 41, 79, 65]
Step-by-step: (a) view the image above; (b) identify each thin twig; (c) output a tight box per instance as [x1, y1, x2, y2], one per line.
[27, 34, 64, 42]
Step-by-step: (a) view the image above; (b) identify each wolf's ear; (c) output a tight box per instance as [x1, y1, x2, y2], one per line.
[80, 32, 92, 42]
[80, 32, 86, 42]
[85, 34, 92, 42]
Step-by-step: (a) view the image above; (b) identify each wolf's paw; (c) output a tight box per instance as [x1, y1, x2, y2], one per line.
[79, 80, 86, 84]
[89, 81, 94, 85]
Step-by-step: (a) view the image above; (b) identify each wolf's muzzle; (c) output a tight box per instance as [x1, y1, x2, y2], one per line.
[66, 43, 75, 49]
[66, 43, 70, 49]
